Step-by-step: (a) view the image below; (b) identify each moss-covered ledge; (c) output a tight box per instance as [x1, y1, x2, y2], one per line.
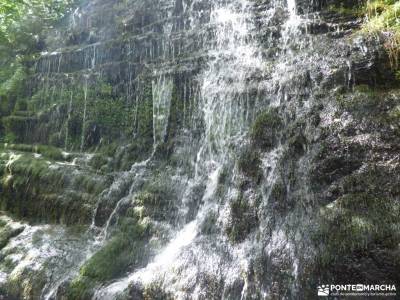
[0, 150, 109, 225]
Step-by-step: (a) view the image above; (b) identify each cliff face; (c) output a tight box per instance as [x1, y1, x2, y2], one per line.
[0, 0, 399, 299]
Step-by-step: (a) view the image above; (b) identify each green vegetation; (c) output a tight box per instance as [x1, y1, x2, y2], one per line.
[0, 0, 77, 121]
[362, 0, 400, 69]
[250, 108, 282, 150]
[0, 152, 105, 224]
[269, 180, 288, 212]
[66, 275, 96, 300]
[67, 216, 152, 298]
[315, 193, 400, 264]
[0, 0, 75, 45]
[65, 175, 178, 297]
[143, 281, 173, 300]
[81, 218, 150, 281]
[327, 2, 364, 16]
[3, 143, 64, 160]
[27, 79, 139, 150]
[0, 219, 24, 249]
[311, 161, 400, 283]
[237, 147, 262, 182]
[200, 211, 219, 235]
[226, 194, 258, 243]
[133, 179, 177, 221]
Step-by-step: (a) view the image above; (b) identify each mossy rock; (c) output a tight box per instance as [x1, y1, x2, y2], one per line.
[200, 211, 219, 235]
[112, 140, 153, 171]
[312, 192, 400, 283]
[0, 153, 105, 224]
[3, 268, 47, 300]
[88, 154, 109, 170]
[62, 275, 96, 300]
[251, 108, 282, 150]
[64, 216, 152, 298]
[226, 194, 258, 243]
[80, 217, 151, 282]
[269, 180, 290, 213]
[4, 143, 64, 161]
[0, 220, 24, 249]
[143, 282, 174, 300]
[2, 116, 37, 143]
[237, 147, 262, 182]
[133, 181, 177, 221]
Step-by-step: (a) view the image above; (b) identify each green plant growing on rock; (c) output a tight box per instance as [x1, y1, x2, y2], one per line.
[238, 147, 262, 182]
[0, 219, 24, 249]
[133, 180, 177, 221]
[143, 281, 174, 300]
[250, 107, 282, 150]
[226, 194, 258, 243]
[313, 191, 400, 282]
[0, 153, 105, 224]
[4, 143, 64, 160]
[67, 216, 152, 298]
[80, 218, 150, 281]
[362, 0, 400, 69]
[327, 2, 363, 16]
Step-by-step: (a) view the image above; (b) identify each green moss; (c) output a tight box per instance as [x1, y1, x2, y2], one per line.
[237, 147, 262, 182]
[80, 217, 150, 282]
[133, 180, 176, 221]
[250, 108, 282, 150]
[136, 78, 154, 143]
[0, 66, 27, 99]
[14, 100, 28, 112]
[362, 0, 400, 69]
[81, 235, 134, 280]
[112, 141, 152, 171]
[14, 76, 148, 151]
[37, 145, 64, 160]
[314, 192, 400, 268]
[336, 85, 382, 112]
[0, 153, 104, 224]
[143, 282, 173, 300]
[2, 115, 37, 143]
[65, 275, 96, 300]
[160, 79, 184, 158]
[88, 153, 109, 170]
[226, 194, 258, 243]
[327, 2, 363, 16]
[3, 268, 47, 300]
[0, 223, 24, 249]
[285, 120, 307, 157]
[200, 211, 218, 235]
[269, 180, 289, 213]
[218, 166, 229, 185]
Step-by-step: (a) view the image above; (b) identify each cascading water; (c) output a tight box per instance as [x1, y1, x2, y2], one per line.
[93, 0, 303, 299]
[152, 74, 173, 149]
[3, 0, 395, 298]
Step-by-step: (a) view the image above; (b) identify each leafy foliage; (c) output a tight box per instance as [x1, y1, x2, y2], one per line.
[0, 0, 76, 47]
[362, 0, 400, 69]
[0, 0, 77, 117]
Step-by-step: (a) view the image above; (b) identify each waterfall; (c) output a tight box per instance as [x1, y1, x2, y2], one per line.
[1, 0, 375, 297]
[64, 91, 73, 151]
[93, 0, 265, 298]
[287, 0, 297, 19]
[80, 78, 89, 152]
[152, 75, 173, 149]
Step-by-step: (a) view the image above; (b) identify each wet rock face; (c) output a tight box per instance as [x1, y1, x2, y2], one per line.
[0, 0, 400, 298]
[306, 86, 400, 288]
